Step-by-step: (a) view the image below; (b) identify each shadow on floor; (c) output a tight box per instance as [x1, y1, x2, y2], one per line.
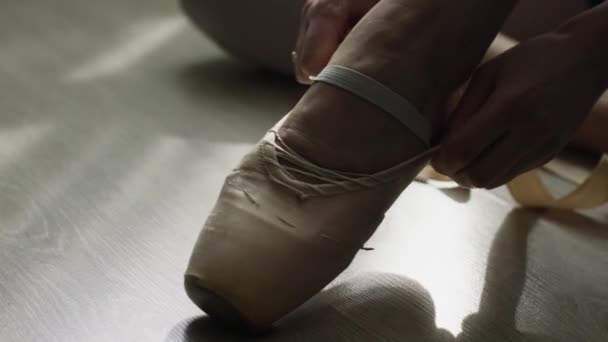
[541, 208, 608, 240]
[176, 57, 305, 111]
[439, 187, 471, 203]
[178, 271, 450, 341]
[165, 208, 608, 341]
[169, 56, 307, 142]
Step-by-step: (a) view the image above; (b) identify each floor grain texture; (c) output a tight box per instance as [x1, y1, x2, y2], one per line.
[1, 1, 607, 341]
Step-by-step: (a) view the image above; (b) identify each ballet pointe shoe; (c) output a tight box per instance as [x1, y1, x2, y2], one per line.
[184, 114, 434, 332]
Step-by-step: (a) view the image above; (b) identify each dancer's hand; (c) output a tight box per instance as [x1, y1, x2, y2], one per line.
[293, 0, 378, 83]
[433, 32, 607, 188]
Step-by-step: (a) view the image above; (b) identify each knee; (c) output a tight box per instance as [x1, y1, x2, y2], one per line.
[180, 0, 304, 74]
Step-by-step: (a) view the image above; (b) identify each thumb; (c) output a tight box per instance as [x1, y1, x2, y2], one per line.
[294, 0, 349, 84]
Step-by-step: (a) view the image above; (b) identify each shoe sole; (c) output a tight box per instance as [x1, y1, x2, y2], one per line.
[184, 275, 266, 333]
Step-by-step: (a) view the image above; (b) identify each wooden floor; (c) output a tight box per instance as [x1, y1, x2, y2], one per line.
[1, 1, 607, 341]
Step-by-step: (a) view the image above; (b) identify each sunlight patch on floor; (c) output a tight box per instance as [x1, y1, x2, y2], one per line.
[66, 16, 187, 82]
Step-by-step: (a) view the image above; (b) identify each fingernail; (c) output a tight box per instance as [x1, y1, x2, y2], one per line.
[292, 51, 313, 85]
[432, 151, 447, 174]
[454, 173, 473, 189]
[459, 181, 473, 189]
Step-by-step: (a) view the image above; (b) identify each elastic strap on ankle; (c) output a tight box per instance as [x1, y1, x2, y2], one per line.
[310, 65, 431, 147]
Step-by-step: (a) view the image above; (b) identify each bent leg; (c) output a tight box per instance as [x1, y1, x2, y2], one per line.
[180, 0, 303, 74]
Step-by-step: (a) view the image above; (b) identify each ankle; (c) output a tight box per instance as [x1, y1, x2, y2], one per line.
[279, 83, 428, 174]
[278, 2, 454, 173]
[329, 0, 444, 112]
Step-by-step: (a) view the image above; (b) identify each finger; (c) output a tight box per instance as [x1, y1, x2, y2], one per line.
[433, 97, 508, 178]
[484, 140, 564, 189]
[433, 64, 502, 176]
[441, 59, 498, 132]
[450, 172, 474, 189]
[293, 3, 310, 82]
[350, 0, 380, 18]
[447, 62, 499, 129]
[294, 0, 348, 83]
[453, 133, 530, 189]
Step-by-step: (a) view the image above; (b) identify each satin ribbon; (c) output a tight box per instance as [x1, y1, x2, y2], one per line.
[418, 155, 608, 209]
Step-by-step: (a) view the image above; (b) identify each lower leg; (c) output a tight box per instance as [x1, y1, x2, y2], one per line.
[280, 0, 517, 174]
[180, 0, 302, 74]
